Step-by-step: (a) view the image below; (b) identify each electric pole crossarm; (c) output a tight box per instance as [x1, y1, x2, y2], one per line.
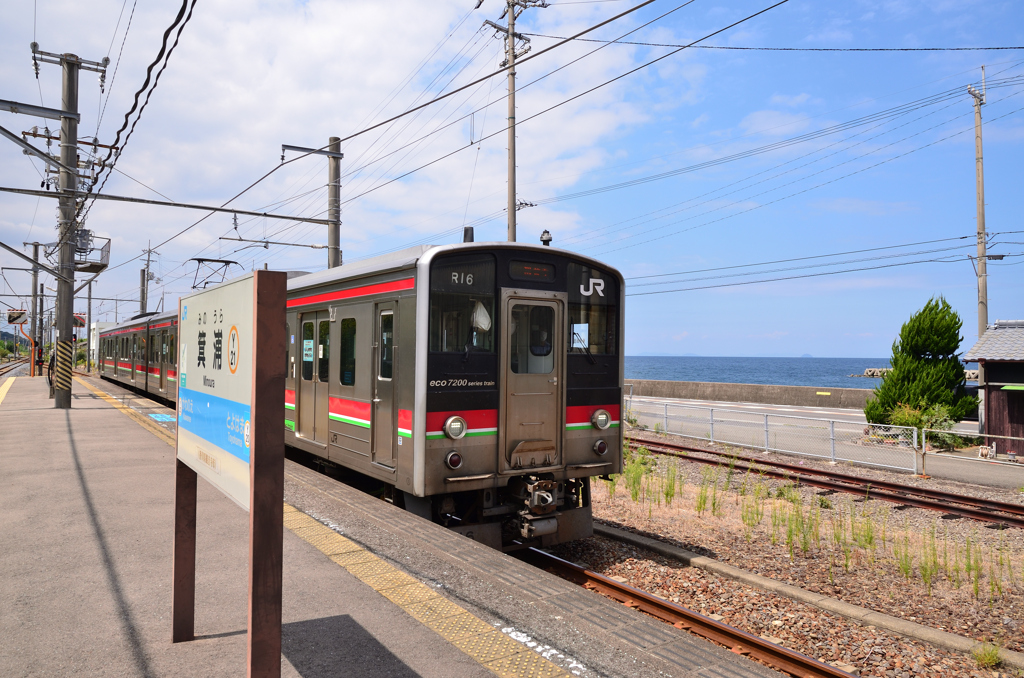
[0, 124, 77, 173]
[0, 98, 80, 122]
[0, 186, 332, 225]
[0, 240, 71, 282]
[281, 144, 344, 160]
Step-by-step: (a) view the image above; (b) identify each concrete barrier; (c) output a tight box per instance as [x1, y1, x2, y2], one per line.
[625, 379, 874, 410]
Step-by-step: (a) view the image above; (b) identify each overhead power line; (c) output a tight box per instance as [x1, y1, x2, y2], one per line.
[82, 0, 199, 224]
[626, 253, 1024, 296]
[94, 0, 665, 276]
[339, 0, 793, 207]
[625, 233, 1021, 280]
[522, 33, 1024, 52]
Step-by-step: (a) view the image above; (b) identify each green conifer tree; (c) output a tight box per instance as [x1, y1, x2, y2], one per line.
[864, 297, 977, 424]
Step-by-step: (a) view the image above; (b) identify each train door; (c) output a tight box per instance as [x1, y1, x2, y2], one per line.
[159, 330, 168, 391]
[501, 293, 564, 470]
[297, 311, 330, 444]
[371, 302, 396, 467]
[132, 335, 139, 382]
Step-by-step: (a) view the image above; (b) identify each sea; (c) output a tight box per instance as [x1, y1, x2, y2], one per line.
[624, 356, 891, 390]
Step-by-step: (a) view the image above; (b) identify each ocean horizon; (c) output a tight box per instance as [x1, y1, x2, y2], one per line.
[624, 355, 892, 389]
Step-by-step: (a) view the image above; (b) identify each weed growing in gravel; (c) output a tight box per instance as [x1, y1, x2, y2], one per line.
[696, 467, 712, 516]
[663, 461, 677, 506]
[604, 475, 618, 498]
[919, 524, 941, 595]
[972, 642, 1002, 669]
[770, 500, 784, 544]
[894, 530, 914, 579]
[740, 485, 765, 542]
[973, 547, 983, 600]
[710, 471, 725, 517]
[816, 495, 832, 509]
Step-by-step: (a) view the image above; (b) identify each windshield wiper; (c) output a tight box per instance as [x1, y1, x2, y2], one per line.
[572, 332, 598, 365]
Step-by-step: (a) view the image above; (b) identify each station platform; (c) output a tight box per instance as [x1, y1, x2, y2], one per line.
[0, 371, 781, 678]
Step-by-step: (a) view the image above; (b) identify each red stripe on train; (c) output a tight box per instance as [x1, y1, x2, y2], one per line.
[425, 409, 498, 431]
[287, 278, 415, 309]
[566, 404, 620, 425]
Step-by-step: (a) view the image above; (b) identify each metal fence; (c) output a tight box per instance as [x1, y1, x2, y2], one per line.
[626, 397, 919, 472]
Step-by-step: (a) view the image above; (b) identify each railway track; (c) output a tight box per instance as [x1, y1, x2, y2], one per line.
[0, 358, 28, 378]
[629, 435, 1024, 530]
[522, 548, 853, 678]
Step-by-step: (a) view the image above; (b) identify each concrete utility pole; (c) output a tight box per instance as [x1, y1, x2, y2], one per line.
[968, 66, 988, 435]
[86, 281, 92, 373]
[280, 142, 345, 268]
[30, 243, 39, 377]
[328, 137, 342, 268]
[969, 67, 987, 341]
[506, 5, 518, 243]
[487, 1, 547, 242]
[53, 53, 81, 409]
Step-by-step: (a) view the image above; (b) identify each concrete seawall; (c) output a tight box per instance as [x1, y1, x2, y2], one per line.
[625, 379, 874, 410]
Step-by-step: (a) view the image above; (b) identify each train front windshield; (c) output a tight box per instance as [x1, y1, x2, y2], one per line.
[429, 254, 496, 354]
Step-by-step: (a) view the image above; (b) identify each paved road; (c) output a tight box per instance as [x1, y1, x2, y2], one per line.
[628, 394, 980, 433]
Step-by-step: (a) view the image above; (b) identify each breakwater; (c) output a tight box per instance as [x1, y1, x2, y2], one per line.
[625, 379, 873, 410]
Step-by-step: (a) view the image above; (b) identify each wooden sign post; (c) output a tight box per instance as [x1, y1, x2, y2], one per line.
[172, 270, 286, 678]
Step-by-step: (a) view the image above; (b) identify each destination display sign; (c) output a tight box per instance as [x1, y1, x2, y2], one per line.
[176, 273, 256, 510]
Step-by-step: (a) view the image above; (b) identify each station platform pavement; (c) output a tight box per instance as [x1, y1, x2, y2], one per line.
[0, 372, 782, 678]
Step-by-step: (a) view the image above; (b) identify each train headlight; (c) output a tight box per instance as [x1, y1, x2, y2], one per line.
[444, 415, 467, 440]
[591, 409, 611, 430]
[445, 451, 464, 470]
[593, 439, 608, 456]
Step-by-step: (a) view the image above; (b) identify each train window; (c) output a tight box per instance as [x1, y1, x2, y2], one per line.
[340, 318, 356, 386]
[569, 304, 617, 355]
[169, 334, 176, 367]
[568, 262, 617, 355]
[429, 254, 495, 353]
[317, 320, 330, 382]
[301, 322, 314, 381]
[510, 304, 553, 374]
[379, 312, 394, 380]
[285, 323, 290, 376]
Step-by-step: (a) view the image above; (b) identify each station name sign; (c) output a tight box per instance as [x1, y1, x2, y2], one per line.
[176, 274, 256, 510]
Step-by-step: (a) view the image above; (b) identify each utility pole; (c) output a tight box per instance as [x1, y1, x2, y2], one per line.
[281, 142, 345, 268]
[53, 52, 80, 408]
[86, 281, 92, 373]
[486, 1, 547, 242]
[30, 243, 39, 377]
[26, 45, 107, 408]
[506, 5, 518, 243]
[968, 66, 987, 435]
[969, 67, 987, 341]
[328, 137, 342, 268]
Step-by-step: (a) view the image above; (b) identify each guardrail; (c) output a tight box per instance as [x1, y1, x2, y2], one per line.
[626, 397, 919, 473]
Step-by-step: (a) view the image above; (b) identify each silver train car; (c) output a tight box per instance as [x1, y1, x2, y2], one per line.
[99, 242, 624, 550]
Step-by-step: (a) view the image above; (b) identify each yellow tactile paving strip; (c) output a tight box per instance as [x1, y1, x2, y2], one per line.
[282, 504, 571, 678]
[0, 377, 16, 406]
[73, 376, 177, 446]
[72, 374, 568, 678]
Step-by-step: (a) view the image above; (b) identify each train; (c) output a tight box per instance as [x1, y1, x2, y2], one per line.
[98, 241, 624, 550]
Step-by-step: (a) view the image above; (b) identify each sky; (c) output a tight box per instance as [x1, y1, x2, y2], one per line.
[1, 0, 1022, 358]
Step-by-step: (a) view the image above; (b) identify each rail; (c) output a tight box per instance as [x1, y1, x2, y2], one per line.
[522, 548, 854, 678]
[630, 436, 1024, 529]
